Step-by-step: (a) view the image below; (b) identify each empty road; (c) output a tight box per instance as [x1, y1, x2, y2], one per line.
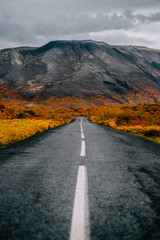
[0, 118, 160, 240]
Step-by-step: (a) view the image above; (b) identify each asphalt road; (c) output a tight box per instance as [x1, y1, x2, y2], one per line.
[0, 118, 160, 240]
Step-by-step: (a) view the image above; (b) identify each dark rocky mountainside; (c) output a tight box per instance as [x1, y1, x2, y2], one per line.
[0, 40, 160, 104]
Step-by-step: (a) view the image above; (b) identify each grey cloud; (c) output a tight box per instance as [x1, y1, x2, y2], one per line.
[136, 12, 160, 23]
[76, 13, 134, 31]
[0, 9, 135, 43]
[122, 10, 160, 26]
[0, 0, 160, 49]
[36, 12, 134, 36]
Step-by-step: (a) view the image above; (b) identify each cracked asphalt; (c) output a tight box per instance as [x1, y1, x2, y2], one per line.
[0, 118, 160, 240]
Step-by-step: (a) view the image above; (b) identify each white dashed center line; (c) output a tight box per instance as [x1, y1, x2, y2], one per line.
[70, 118, 90, 239]
[81, 132, 84, 139]
[80, 119, 85, 156]
[80, 140, 85, 157]
[69, 166, 90, 240]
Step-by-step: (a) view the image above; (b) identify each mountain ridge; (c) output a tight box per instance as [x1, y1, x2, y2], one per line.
[0, 40, 160, 105]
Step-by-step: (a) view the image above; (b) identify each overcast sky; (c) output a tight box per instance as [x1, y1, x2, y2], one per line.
[0, 0, 160, 50]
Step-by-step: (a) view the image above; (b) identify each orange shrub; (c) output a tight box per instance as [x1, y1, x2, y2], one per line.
[0, 101, 74, 148]
[89, 104, 160, 143]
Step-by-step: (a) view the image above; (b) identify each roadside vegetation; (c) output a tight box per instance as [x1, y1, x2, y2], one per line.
[0, 101, 160, 148]
[89, 104, 160, 144]
[0, 102, 75, 148]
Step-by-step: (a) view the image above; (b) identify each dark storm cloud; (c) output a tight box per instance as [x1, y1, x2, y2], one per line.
[0, 0, 160, 49]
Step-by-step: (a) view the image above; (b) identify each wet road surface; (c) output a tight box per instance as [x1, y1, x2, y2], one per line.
[0, 118, 160, 240]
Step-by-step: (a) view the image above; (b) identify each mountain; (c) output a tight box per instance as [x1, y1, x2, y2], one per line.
[0, 40, 160, 105]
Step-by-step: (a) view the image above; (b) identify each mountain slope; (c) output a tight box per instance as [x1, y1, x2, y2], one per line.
[0, 40, 160, 105]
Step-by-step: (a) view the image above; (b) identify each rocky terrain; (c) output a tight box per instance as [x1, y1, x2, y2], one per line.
[0, 40, 160, 104]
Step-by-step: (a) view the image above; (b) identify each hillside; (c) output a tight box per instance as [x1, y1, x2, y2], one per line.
[0, 40, 160, 105]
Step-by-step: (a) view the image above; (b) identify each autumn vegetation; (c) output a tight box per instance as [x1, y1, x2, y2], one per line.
[0, 102, 75, 148]
[0, 100, 160, 148]
[89, 104, 160, 143]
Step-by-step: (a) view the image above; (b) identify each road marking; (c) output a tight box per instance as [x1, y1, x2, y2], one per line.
[81, 132, 84, 139]
[80, 119, 82, 128]
[80, 140, 85, 157]
[70, 166, 90, 240]
[80, 118, 83, 131]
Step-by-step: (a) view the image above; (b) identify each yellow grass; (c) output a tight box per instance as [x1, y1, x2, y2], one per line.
[0, 119, 61, 148]
[1, 101, 160, 147]
[90, 105, 160, 144]
[91, 117, 160, 143]
[0, 101, 75, 148]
